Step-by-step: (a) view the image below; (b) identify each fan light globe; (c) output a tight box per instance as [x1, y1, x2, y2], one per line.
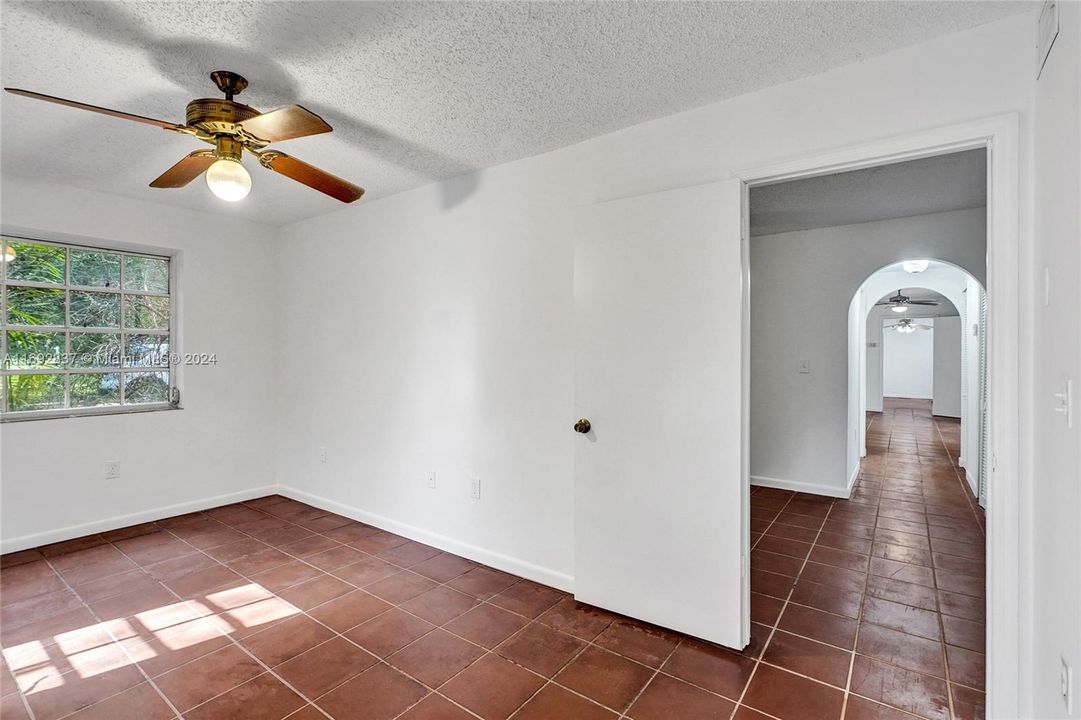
[891, 304, 908, 313]
[206, 158, 251, 201]
[902, 260, 930, 274]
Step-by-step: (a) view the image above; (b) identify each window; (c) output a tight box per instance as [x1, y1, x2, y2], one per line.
[1, 236, 176, 420]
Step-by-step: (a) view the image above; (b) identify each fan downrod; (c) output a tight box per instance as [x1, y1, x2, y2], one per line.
[210, 71, 248, 101]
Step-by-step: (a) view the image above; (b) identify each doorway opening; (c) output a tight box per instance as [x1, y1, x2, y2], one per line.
[743, 132, 1005, 716]
[852, 260, 989, 509]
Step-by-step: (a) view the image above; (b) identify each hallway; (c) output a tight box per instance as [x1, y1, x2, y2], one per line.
[748, 398, 986, 719]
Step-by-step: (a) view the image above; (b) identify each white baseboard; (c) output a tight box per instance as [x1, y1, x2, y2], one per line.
[0, 485, 278, 554]
[277, 485, 575, 593]
[751, 474, 854, 499]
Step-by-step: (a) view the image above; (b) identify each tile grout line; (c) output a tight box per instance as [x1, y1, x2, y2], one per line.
[614, 637, 683, 720]
[35, 553, 185, 720]
[14, 488, 965, 720]
[729, 491, 802, 720]
[498, 629, 604, 720]
[871, 406, 978, 718]
[930, 412, 980, 720]
[6, 413, 982, 720]
[840, 413, 890, 720]
[36, 502, 640, 720]
[155, 501, 669, 719]
[101, 528, 338, 720]
[149, 512, 490, 720]
[177, 502, 770, 718]
[157, 502, 758, 719]
[743, 406, 978, 720]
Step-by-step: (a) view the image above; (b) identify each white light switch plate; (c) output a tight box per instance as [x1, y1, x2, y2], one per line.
[1054, 380, 1073, 428]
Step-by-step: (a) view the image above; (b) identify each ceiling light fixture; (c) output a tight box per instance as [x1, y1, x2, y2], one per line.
[902, 260, 929, 274]
[891, 318, 931, 333]
[205, 157, 252, 202]
[891, 304, 908, 313]
[4, 71, 364, 204]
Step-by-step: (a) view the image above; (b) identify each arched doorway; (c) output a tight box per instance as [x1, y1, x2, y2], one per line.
[849, 259, 988, 505]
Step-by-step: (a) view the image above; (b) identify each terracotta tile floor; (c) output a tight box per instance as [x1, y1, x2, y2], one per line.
[746, 400, 986, 720]
[0, 399, 983, 719]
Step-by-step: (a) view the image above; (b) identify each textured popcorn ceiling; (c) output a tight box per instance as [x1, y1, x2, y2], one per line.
[750, 149, 987, 236]
[1, 2, 1025, 226]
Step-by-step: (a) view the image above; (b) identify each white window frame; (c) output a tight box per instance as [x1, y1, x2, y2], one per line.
[0, 234, 180, 422]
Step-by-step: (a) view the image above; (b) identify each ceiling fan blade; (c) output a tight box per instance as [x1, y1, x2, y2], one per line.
[907, 300, 940, 305]
[5, 88, 182, 130]
[149, 151, 217, 188]
[238, 105, 331, 143]
[257, 151, 364, 203]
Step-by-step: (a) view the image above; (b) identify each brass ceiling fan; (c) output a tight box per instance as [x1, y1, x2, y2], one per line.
[4, 71, 364, 203]
[885, 318, 933, 333]
[874, 289, 940, 314]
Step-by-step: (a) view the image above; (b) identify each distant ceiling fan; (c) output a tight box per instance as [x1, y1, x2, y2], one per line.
[4, 71, 364, 203]
[886, 318, 932, 334]
[875, 289, 940, 314]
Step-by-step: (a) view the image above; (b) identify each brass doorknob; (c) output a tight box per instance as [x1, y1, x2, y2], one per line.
[574, 418, 591, 434]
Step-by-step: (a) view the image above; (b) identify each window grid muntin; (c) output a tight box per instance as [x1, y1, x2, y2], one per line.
[1, 235, 175, 418]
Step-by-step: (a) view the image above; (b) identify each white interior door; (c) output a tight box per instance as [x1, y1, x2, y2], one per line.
[573, 179, 747, 649]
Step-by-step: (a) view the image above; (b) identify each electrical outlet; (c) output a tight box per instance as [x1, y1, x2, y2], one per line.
[1063, 656, 1074, 714]
[104, 461, 120, 480]
[319, 446, 327, 463]
[470, 476, 481, 500]
[427, 471, 436, 489]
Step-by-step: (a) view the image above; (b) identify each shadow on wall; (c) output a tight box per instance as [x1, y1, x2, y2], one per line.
[18, 1, 479, 210]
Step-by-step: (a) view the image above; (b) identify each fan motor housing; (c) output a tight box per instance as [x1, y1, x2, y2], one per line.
[185, 98, 260, 136]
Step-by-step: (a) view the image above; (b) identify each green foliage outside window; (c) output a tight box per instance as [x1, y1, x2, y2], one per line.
[1, 238, 173, 416]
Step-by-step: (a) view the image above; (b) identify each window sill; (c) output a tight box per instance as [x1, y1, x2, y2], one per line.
[0, 404, 182, 423]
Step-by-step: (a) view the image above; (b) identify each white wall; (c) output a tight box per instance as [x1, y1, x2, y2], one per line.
[883, 319, 935, 399]
[861, 263, 976, 465]
[751, 211, 985, 496]
[0, 178, 278, 551]
[270, 16, 1033, 585]
[1027, 1, 1081, 717]
[0, 15, 1044, 696]
[272, 175, 576, 587]
[866, 312, 883, 413]
[933, 316, 962, 417]
[851, 290, 866, 467]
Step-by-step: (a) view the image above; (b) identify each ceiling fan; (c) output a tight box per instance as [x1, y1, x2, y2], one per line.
[875, 289, 940, 314]
[886, 318, 932, 334]
[4, 71, 364, 203]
